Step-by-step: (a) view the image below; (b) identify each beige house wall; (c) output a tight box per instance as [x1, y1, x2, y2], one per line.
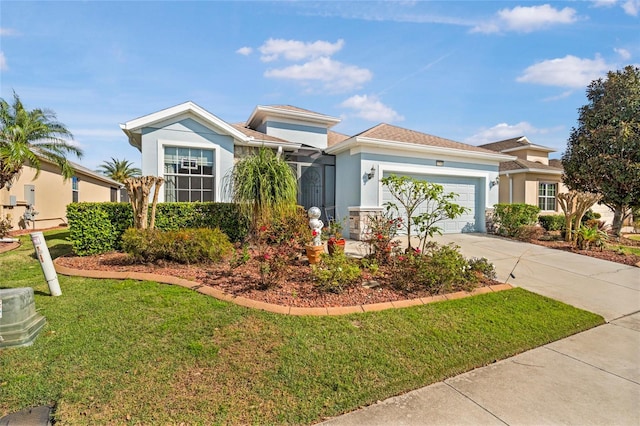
[0, 162, 119, 231]
[498, 172, 566, 214]
[511, 148, 550, 165]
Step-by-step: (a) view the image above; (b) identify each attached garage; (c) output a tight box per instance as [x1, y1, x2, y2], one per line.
[382, 172, 481, 233]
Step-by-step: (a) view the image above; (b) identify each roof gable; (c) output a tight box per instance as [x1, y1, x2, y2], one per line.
[246, 105, 341, 129]
[121, 101, 251, 150]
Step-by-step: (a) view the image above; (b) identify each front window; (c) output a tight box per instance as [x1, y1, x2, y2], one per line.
[164, 147, 214, 202]
[72, 176, 79, 203]
[538, 182, 557, 211]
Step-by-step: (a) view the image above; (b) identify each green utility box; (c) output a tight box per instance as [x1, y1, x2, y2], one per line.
[0, 287, 47, 349]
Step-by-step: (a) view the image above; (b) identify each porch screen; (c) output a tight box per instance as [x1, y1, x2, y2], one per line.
[164, 147, 214, 202]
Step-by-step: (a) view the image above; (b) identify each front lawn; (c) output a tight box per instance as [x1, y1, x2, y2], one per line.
[0, 230, 604, 424]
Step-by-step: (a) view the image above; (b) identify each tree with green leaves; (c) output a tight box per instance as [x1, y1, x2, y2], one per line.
[226, 146, 298, 233]
[381, 174, 469, 251]
[97, 157, 141, 183]
[562, 65, 640, 236]
[0, 92, 83, 190]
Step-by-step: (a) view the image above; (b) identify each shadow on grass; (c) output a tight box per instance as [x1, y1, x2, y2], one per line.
[26, 230, 74, 260]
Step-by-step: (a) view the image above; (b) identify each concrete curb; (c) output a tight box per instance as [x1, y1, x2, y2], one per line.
[53, 258, 514, 316]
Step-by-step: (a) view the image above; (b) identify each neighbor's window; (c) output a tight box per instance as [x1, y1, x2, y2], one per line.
[538, 182, 557, 211]
[72, 176, 79, 203]
[163, 147, 214, 202]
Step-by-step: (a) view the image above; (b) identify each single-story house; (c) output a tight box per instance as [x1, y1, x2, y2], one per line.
[0, 158, 122, 231]
[121, 102, 514, 240]
[479, 136, 616, 225]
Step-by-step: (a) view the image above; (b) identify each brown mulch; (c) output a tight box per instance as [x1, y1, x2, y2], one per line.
[7, 225, 69, 237]
[0, 241, 20, 254]
[55, 251, 497, 308]
[530, 237, 640, 267]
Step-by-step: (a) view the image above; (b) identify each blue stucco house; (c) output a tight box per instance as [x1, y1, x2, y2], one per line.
[121, 102, 513, 239]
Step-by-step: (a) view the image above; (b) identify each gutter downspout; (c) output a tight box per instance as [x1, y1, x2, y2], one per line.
[507, 173, 512, 204]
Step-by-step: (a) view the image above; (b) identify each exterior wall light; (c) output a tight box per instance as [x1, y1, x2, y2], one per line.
[367, 165, 376, 180]
[490, 176, 500, 188]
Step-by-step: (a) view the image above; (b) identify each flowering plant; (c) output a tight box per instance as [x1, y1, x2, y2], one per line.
[362, 211, 401, 263]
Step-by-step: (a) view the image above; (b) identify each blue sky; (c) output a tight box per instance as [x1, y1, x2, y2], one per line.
[1, 1, 638, 171]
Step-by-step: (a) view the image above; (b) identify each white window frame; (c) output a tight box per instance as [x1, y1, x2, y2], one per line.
[156, 139, 221, 202]
[538, 182, 557, 211]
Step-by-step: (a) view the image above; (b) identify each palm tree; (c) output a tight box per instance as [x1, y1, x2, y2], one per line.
[0, 92, 83, 189]
[97, 157, 141, 183]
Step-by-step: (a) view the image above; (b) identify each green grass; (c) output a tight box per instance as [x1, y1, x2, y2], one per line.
[627, 235, 640, 241]
[608, 244, 640, 256]
[1, 230, 604, 424]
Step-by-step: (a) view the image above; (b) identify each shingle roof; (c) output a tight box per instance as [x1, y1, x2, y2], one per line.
[549, 159, 563, 169]
[352, 123, 500, 154]
[231, 123, 292, 144]
[267, 105, 328, 116]
[327, 130, 350, 147]
[479, 137, 528, 152]
[499, 158, 563, 173]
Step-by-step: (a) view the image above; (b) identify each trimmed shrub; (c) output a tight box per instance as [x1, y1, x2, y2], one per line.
[121, 228, 233, 264]
[67, 202, 248, 256]
[312, 252, 362, 293]
[538, 215, 565, 231]
[493, 204, 541, 237]
[67, 204, 125, 255]
[389, 243, 484, 294]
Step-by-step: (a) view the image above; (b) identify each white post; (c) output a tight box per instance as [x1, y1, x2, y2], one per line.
[30, 232, 62, 296]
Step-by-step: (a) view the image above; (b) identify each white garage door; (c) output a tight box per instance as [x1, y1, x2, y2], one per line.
[382, 173, 480, 233]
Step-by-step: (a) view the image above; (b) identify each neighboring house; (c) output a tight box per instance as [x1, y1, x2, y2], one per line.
[480, 136, 615, 225]
[121, 102, 513, 240]
[0, 158, 122, 231]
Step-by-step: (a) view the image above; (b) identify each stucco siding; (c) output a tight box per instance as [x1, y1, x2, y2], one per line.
[334, 151, 361, 222]
[140, 117, 235, 202]
[265, 121, 328, 149]
[0, 162, 117, 231]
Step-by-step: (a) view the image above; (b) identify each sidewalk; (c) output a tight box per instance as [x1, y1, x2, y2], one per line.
[327, 234, 640, 425]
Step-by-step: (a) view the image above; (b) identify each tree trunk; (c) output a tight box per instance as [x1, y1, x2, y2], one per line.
[611, 206, 625, 238]
[149, 177, 164, 230]
[124, 176, 163, 230]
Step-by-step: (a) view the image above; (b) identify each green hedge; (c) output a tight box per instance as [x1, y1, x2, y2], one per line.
[493, 203, 541, 237]
[538, 214, 565, 231]
[67, 202, 248, 256]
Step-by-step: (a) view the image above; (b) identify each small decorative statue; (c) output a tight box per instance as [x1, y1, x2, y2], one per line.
[308, 206, 323, 246]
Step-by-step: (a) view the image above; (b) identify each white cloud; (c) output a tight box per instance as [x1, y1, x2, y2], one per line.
[590, 0, 618, 7]
[542, 90, 575, 102]
[265, 57, 372, 93]
[236, 46, 253, 56]
[340, 94, 404, 122]
[0, 28, 18, 36]
[472, 4, 578, 34]
[0, 52, 7, 71]
[615, 47, 632, 60]
[622, 0, 640, 15]
[516, 55, 611, 88]
[465, 122, 557, 144]
[259, 38, 344, 62]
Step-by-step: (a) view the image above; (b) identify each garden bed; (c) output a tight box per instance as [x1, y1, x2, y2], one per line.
[55, 250, 500, 308]
[526, 234, 640, 267]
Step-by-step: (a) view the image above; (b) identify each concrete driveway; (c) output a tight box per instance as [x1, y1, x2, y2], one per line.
[330, 234, 640, 425]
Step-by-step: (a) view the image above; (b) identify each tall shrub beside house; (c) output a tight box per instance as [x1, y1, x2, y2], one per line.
[492, 204, 540, 237]
[227, 146, 298, 236]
